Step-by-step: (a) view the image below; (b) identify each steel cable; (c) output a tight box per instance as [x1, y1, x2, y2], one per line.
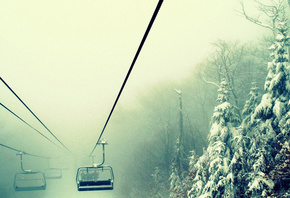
[0, 77, 72, 153]
[0, 142, 49, 159]
[89, 0, 164, 156]
[0, 102, 60, 149]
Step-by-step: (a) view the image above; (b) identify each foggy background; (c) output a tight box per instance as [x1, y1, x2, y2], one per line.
[0, 0, 266, 197]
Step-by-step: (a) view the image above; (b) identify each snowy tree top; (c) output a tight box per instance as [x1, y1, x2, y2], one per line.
[217, 78, 230, 103]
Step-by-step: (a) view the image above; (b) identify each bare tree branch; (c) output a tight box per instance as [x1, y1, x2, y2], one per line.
[239, 0, 275, 31]
[202, 77, 220, 88]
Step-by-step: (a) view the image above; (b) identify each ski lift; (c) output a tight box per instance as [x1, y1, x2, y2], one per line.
[14, 152, 46, 191]
[44, 158, 62, 179]
[45, 168, 62, 179]
[76, 140, 114, 191]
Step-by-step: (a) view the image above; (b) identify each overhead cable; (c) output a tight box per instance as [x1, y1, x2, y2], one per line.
[0, 142, 49, 159]
[89, 0, 164, 156]
[0, 77, 72, 153]
[0, 102, 60, 149]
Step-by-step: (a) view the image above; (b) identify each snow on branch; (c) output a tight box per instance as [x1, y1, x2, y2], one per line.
[202, 77, 220, 88]
[238, 0, 275, 31]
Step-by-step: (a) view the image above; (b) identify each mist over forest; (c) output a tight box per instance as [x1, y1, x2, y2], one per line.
[1, 0, 290, 198]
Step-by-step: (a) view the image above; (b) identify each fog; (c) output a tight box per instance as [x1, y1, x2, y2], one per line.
[0, 0, 266, 197]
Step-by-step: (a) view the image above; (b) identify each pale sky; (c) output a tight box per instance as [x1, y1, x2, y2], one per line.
[0, 0, 266, 152]
[0, 0, 265, 153]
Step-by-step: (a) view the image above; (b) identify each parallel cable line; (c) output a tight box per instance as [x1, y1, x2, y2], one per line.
[0, 142, 49, 159]
[0, 102, 60, 149]
[0, 77, 72, 153]
[89, 0, 164, 156]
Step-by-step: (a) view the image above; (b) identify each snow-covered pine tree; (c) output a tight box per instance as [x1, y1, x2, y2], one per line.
[269, 140, 290, 197]
[169, 151, 197, 198]
[169, 163, 183, 198]
[225, 127, 250, 197]
[169, 136, 188, 198]
[246, 14, 290, 197]
[151, 167, 167, 198]
[188, 149, 209, 198]
[223, 81, 260, 197]
[242, 81, 260, 130]
[202, 78, 240, 197]
[188, 78, 240, 198]
[179, 150, 198, 197]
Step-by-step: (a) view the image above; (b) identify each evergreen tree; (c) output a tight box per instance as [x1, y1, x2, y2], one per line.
[242, 81, 260, 130]
[201, 78, 239, 197]
[269, 140, 290, 197]
[246, 14, 290, 197]
[169, 163, 183, 198]
[181, 150, 198, 197]
[188, 149, 209, 198]
[169, 138, 187, 198]
[151, 167, 167, 198]
[253, 14, 290, 134]
[188, 78, 239, 197]
[223, 81, 260, 197]
[225, 127, 250, 197]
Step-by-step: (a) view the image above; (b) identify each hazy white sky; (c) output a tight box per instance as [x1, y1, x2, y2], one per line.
[0, 0, 264, 156]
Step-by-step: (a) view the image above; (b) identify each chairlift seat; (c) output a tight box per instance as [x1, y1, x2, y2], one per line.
[14, 172, 46, 191]
[45, 168, 62, 179]
[76, 166, 114, 191]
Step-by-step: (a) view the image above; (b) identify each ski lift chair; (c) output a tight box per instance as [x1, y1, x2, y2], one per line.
[76, 165, 114, 191]
[44, 168, 62, 179]
[76, 140, 114, 191]
[44, 158, 62, 179]
[14, 152, 46, 191]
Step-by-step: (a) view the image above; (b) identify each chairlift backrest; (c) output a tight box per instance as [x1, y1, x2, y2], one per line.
[14, 171, 46, 191]
[44, 168, 62, 179]
[76, 166, 114, 191]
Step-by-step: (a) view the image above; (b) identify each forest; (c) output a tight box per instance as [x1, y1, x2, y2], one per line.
[106, 1, 290, 197]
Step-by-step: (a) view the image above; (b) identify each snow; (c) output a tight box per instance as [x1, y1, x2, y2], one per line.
[253, 93, 273, 119]
[276, 33, 284, 41]
[199, 193, 211, 198]
[209, 157, 222, 172]
[209, 122, 220, 138]
[216, 102, 231, 112]
[193, 180, 203, 194]
[269, 44, 276, 50]
[269, 72, 282, 91]
[248, 174, 274, 192]
[273, 100, 285, 119]
[276, 62, 282, 72]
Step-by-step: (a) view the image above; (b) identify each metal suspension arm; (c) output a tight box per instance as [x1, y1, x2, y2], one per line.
[17, 152, 31, 173]
[92, 140, 107, 167]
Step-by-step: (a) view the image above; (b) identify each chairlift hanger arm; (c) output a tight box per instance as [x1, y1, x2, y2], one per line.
[17, 152, 31, 172]
[89, 0, 164, 157]
[92, 141, 107, 167]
